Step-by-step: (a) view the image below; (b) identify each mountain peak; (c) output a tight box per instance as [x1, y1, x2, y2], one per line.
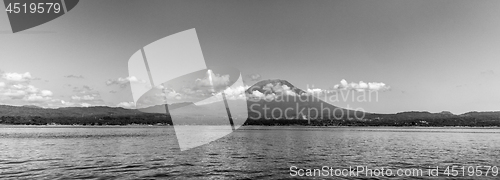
[246, 79, 305, 95]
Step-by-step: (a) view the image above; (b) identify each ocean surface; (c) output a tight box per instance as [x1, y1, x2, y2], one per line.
[0, 126, 499, 179]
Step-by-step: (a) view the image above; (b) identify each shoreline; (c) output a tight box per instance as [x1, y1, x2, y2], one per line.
[1, 124, 499, 129]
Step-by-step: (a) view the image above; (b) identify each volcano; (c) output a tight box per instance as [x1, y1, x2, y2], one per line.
[244, 79, 366, 120]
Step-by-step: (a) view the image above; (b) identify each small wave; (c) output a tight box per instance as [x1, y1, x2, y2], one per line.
[179, 163, 196, 167]
[231, 156, 249, 159]
[65, 165, 99, 171]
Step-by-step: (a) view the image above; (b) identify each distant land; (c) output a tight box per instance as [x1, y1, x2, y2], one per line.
[1, 79, 499, 126]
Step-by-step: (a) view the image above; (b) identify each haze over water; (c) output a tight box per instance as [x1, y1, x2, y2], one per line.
[0, 126, 499, 179]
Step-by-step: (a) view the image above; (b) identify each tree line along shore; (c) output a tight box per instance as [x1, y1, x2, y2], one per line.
[1, 114, 499, 127]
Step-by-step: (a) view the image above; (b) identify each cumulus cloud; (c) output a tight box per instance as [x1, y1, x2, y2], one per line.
[0, 83, 54, 102]
[64, 75, 84, 79]
[0, 71, 55, 105]
[246, 83, 300, 101]
[333, 79, 390, 91]
[195, 71, 230, 89]
[2, 72, 32, 82]
[222, 85, 249, 100]
[106, 76, 147, 88]
[247, 90, 278, 101]
[250, 90, 265, 98]
[40, 90, 53, 96]
[305, 88, 324, 95]
[0, 71, 123, 108]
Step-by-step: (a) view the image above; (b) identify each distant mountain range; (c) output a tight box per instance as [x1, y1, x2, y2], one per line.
[1, 79, 499, 126]
[0, 105, 143, 117]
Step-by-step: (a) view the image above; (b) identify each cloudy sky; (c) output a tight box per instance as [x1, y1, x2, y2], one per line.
[1, 0, 499, 114]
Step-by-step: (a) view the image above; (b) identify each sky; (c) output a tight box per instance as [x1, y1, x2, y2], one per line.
[0, 0, 499, 114]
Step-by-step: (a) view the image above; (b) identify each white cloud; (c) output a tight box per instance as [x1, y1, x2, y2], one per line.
[71, 95, 95, 101]
[367, 82, 389, 91]
[40, 90, 53, 97]
[40, 90, 54, 97]
[0, 84, 54, 102]
[246, 84, 292, 101]
[0, 71, 54, 105]
[0, 71, 112, 108]
[245, 89, 278, 101]
[1, 72, 32, 82]
[106, 76, 147, 88]
[334, 79, 390, 91]
[195, 72, 230, 89]
[251, 90, 265, 98]
[223, 85, 250, 100]
[258, 83, 296, 95]
[0, 72, 53, 105]
[306, 88, 323, 95]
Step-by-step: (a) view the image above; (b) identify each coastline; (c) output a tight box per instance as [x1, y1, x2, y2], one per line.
[1, 124, 499, 129]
